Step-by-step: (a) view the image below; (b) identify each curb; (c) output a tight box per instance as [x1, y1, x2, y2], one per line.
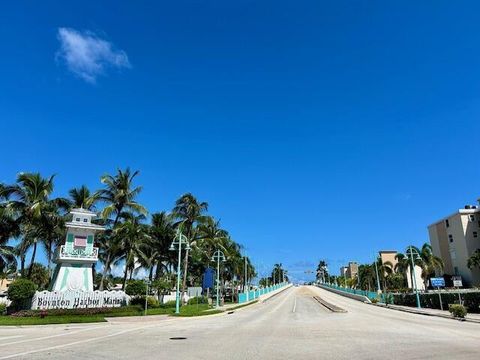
[369, 303, 480, 324]
[317, 285, 371, 303]
[260, 284, 293, 303]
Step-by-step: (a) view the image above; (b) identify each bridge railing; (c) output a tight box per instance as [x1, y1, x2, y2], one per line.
[319, 283, 393, 303]
[238, 282, 288, 304]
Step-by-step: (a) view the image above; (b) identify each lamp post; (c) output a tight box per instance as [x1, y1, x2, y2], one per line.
[169, 227, 190, 314]
[374, 253, 381, 293]
[212, 250, 226, 308]
[406, 246, 422, 309]
[144, 279, 151, 316]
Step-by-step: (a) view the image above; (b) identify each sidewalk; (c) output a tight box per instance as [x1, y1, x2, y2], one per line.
[373, 303, 480, 323]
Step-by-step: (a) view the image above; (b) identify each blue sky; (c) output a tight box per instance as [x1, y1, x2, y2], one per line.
[2, 1, 480, 282]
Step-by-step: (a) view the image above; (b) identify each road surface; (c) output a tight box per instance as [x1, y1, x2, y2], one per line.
[1, 286, 479, 359]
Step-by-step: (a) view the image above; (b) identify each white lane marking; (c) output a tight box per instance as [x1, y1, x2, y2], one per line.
[292, 297, 297, 313]
[0, 336, 24, 342]
[0, 326, 98, 347]
[0, 323, 161, 360]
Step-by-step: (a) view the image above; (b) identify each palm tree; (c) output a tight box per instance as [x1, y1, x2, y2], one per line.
[172, 193, 208, 297]
[0, 173, 67, 276]
[375, 258, 393, 292]
[95, 168, 147, 290]
[0, 204, 19, 273]
[149, 212, 176, 280]
[418, 243, 444, 289]
[467, 249, 480, 270]
[96, 168, 147, 227]
[68, 185, 98, 210]
[197, 216, 229, 264]
[316, 260, 328, 282]
[114, 214, 151, 290]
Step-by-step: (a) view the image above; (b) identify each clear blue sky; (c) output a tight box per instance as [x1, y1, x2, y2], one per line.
[2, 1, 480, 282]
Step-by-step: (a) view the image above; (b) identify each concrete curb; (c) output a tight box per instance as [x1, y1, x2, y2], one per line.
[369, 303, 480, 324]
[260, 284, 293, 303]
[317, 285, 371, 303]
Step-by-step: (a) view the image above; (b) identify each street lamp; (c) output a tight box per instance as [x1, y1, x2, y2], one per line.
[212, 250, 226, 308]
[406, 246, 422, 309]
[169, 226, 190, 314]
[144, 279, 151, 316]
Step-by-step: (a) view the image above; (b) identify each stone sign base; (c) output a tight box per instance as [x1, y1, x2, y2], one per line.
[31, 290, 130, 310]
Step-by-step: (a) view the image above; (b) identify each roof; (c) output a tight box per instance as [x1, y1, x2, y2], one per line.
[65, 221, 105, 231]
[428, 207, 480, 227]
[70, 208, 97, 216]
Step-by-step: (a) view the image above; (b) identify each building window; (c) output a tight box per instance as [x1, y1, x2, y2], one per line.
[470, 215, 475, 222]
[448, 234, 453, 243]
[75, 217, 80, 222]
[474, 232, 478, 238]
[83, 218, 88, 222]
[445, 219, 450, 228]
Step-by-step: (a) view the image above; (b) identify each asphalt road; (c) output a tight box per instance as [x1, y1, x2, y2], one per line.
[1, 286, 479, 359]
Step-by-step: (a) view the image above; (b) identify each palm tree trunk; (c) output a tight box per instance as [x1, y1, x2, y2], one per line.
[20, 255, 25, 277]
[27, 241, 38, 277]
[149, 266, 154, 281]
[99, 253, 112, 291]
[122, 251, 131, 290]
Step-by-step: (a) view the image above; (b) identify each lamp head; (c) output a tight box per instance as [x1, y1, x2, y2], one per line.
[169, 244, 175, 251]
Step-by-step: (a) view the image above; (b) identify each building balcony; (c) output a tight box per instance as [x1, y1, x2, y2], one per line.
[57, 245, 99, 262]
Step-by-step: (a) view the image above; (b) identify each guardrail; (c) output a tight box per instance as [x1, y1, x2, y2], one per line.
[319, 283, 393, 303]
[238, 282, 289, 304]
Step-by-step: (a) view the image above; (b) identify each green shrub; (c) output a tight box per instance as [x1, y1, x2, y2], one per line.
[0, 303, 7, 315]
[187, 296, 208, 305]
[371, 298, 379, 304]
[7, 279, 37, 310]
[130, 296, 159, 309]
[392, 291, 480, 313]
[449, 304, 467, 318]
[162, 300, 177, 308]
[125, 280, 147, 296]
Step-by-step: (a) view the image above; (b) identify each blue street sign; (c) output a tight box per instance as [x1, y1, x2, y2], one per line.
[431, 277, 445, 288]
[202, 267, 215, 289]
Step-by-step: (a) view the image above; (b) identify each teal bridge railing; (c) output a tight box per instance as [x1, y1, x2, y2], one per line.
[319, 283, 393, 303]
[238, 282, 288, 304]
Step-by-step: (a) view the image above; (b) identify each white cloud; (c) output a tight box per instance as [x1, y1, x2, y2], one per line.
[56, 27, 130, 83]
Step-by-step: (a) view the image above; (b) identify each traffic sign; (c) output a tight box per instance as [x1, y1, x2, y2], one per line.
[430, 277, 445, 288]
[453, 276, 463, 287]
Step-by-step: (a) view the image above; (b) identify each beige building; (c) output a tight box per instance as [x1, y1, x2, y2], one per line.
[346, 262, 358, 279]
[379, 250, 398, 272]
[428, 205, 480, 287]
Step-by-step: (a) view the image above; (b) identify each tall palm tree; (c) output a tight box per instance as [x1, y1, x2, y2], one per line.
[0, 202, 19, 274]
[197, 216, 229, 263]
[149, 212, 176, 280]
[418, 243, 444, 289]
[114, 214, 150, 290]
[95, 168, 147, 290]
[0, 173, 67, 276]
[172, 193, 208, 297]
[68, 185, 99, 210]
[96, 168, 147, 227]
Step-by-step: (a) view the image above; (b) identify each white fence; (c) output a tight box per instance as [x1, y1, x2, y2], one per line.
[31, 290, 130, 310]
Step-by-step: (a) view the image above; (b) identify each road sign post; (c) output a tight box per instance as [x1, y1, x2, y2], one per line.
[431, 277, 445, 311]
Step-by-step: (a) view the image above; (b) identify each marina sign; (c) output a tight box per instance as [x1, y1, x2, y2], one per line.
[31, 290, 130, 310]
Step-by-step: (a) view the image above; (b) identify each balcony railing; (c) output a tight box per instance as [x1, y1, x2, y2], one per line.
[58, 245, 98, 261]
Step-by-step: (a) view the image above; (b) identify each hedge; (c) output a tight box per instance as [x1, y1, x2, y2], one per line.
[392, 292, 480, 313]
